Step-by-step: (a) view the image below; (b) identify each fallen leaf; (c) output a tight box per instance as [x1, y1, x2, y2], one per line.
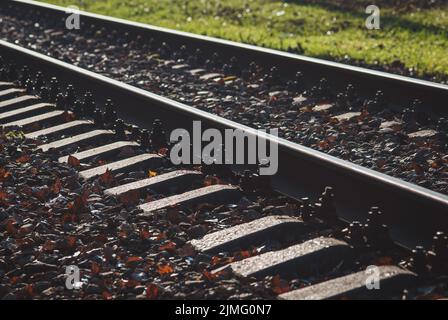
[145, 283, 159, 300]
[126, 256, 143, 268]
[0, 167, 12, 182]
[235, 250, 251, 259]
[124, 279, 140, 288]
[0, 190, 9, 205]
[139, 229, 151, 240]
[68, 194, 87, 215]
[203, 175, 221, 186]
[6, 221, 17, 236]
[34, 187, 49, 202]
[375, 256, 394, 266]
[10, 276, 21, 285]
[118, 230, 128, 239]
[25, 284, 34, 297]
[99, 169, 114, 186]
[42, 240, 56, 252]
[271, 275, 290, 294]
[51, 178, 62, 194]
[67, 236, 77, 248]
[16, 154, 31, 163]
[62, 111, 75, 122]
[62, 213, 76, 224]
[159, 241, 176, 252]
[211, 256, 221, 266]
[148, 170, 157, 178]
[118, 189, 140, 206]
[91, 262, 100, 275]
[178, 243, 196, 257]
[156, 232, 166, 240]
[102, 291, 113, 300]
[157, 263, 174, 275]
[95, 234, 108, 243]
[202, 270, 217, 281]
[67, 155, 80, 167]
[317, 140, 330, 150]
[410, 162, 424, 175]
[144, 193, 154, 202]
[158, 147, 168, 156]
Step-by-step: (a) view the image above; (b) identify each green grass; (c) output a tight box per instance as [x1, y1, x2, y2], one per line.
[40, 0, 448, 79]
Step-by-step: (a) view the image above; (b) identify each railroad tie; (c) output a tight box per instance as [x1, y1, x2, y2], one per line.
[279, 265, 417, 300]
[138, 185, 241, 214]
[218, 237, 352, 279]
[0, 102, 53, 123]
[79, 153, 163, 180]
[1, 110, 66, 129]
[25, 120, 94, 139]
[190, 215, 309, 254]
[0, 87, 26, 99]
[58, 141, 140, 163]
[105, 170, 203, 196]
[38, 129, 114, 152]
[0, 95, 37, 112]
[0, 82, 14, 90]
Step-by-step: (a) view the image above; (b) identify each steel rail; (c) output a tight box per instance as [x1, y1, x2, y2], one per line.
[1, 39, 447, 249]
[5, 0, 448, 113]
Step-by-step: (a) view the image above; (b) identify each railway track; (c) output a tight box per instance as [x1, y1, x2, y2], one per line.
[0, 36, 447, 300]
[0, 1, 448, 299]
[2, 0, 448, 200]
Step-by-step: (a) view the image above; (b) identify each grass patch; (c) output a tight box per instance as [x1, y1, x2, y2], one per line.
[40, 0, 448, 78]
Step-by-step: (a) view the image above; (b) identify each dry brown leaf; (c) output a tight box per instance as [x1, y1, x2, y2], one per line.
[145, 283, 159, 300]
[67, 236, 77, 248]
[6, 220, 17, 236]
[159, 241, 176, 252]
[51, 177, 62, 194]
[62, 111, 75, 122]
[158, 147, 168, 156]
[139, 229, 151, 240]
[102, 291, 113, 300]
[16, 154, 31, 164]
[126, 256, 143, 268]
[271, 275, 290, 295]
[67, 155, 80, 167]
[68, 193, 88, 215]
[0, 167, 12, 182]
[34, 187, 49, 202]
[157, 263, 174, 275]
[202, 270, 218, 281]
[178, 243, 196, 257]
[119, 189, 140, 206]
[203, 175, 221, 186]
[0, 190, 9, 205]
[25, 284, 34, 297]
[375, 256, 394, 266]
[99, 169, 114, 186]
[91, 262, 100, 275]
[42, 240, 56, 252]
[148, 170, 157, 178]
